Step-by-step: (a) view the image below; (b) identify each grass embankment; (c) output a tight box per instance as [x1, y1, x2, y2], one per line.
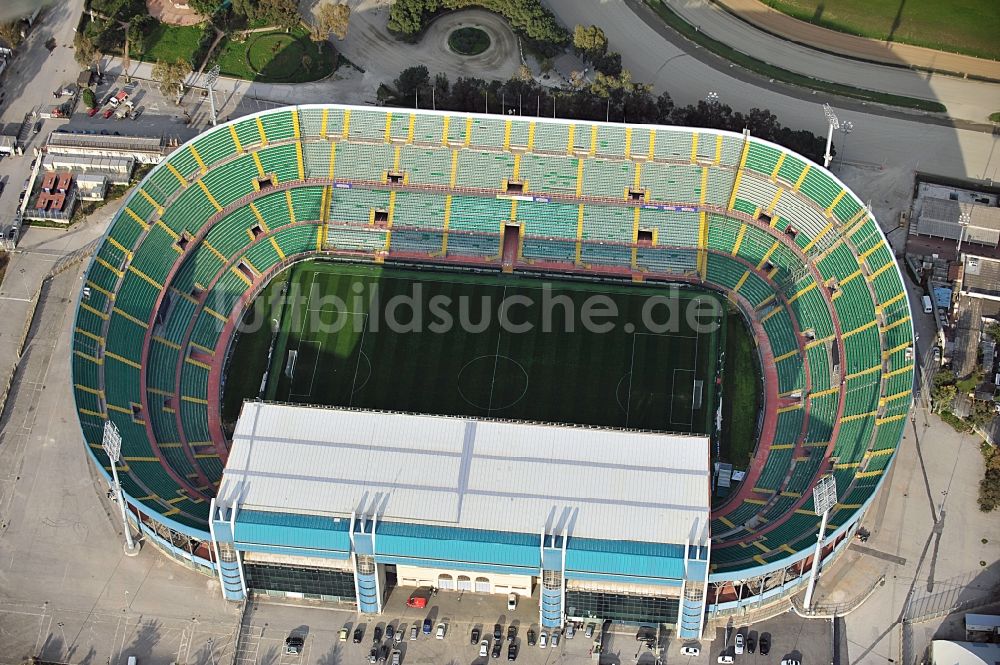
[643, 0, 947, 113]
[756, 0, 1000, 61]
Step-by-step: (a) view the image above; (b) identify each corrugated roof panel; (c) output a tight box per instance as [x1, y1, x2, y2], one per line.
[220, 402, 710, 546]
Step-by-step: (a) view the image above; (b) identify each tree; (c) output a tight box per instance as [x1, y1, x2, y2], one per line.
[979, 443, 1000, 512]
[572, 24, 607, 55]
[188, 0, 221, 17]
[151, 58, 190, 100]
[256, 0, 300, 29]
[316, 2, 351, 41]
[82, 88, 97, 109]
[0, 20, 24, 48]
[127, 15, 159, 55]
[968, 399, 997, 429]
[985, 321, 1000, 342]
[393, 65, 431, 102]
[74, 32, 99, 67]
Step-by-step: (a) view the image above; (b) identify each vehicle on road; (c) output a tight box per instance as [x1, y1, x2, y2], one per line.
[760, 633, 771, 656]
[479, 640, 489, 657]
[471, 627, 480, 644]
[735, 633, 744, 655]
[681, 646, 700, 656]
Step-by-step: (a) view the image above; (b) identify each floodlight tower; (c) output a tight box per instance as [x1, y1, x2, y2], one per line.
[206, 64, 221, 127]
[804, 474, 837, 609]
[103, 421, 140, 556]
[822, 104, 840, 169]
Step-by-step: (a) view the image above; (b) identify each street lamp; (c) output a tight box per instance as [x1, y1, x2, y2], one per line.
[102, 421, 140, 556]
[804, 474, 837, 609]
[838, 120, 854, 168]
[205, 65, 221, 127]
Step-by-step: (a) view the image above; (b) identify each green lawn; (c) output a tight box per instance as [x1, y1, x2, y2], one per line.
[135, 23, 204, 63]
[719, 307, 761, 468]
[448, 27, 491, 55]
[224, 261, 723, 435]
[214, 28, 338, 83]
[757, 0, 1000, 60]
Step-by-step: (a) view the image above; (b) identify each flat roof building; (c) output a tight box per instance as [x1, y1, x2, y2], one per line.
[213, 402, 712, 633]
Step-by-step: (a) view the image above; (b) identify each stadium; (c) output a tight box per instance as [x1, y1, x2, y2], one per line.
[71, 104, 913, 637]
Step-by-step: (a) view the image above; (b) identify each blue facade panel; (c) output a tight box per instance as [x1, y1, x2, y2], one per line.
[234, 510, 351, 552]
[376, 522, 540, 568]
[565, 538, 685, 579]
[686, 560, 708, 580]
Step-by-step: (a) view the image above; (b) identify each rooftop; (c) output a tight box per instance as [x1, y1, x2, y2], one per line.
[218, 402, 711, 546]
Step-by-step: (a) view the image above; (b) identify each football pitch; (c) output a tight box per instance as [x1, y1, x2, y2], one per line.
[225, 261, 723, 434]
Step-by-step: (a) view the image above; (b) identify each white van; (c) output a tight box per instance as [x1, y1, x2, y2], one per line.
[922, 295, 933, 314]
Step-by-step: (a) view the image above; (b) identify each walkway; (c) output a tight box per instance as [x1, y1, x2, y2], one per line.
[711, 0, 1000, 80]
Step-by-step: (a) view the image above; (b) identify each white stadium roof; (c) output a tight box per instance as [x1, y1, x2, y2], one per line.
[218, 402, 711, 546]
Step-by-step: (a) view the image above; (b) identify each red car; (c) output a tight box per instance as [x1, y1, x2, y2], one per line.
[103, 109, 114, 119]
[405, 591, 428, 608]
[88, 107, 98, 117]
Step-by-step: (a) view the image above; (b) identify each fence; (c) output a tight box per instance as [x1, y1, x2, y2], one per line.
[792, 574, 886, 618]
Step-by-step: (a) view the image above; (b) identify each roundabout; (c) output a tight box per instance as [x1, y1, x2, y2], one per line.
[447, 26, 491, 56]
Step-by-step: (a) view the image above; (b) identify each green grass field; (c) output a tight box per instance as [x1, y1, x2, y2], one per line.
[719, 307, 762, 467]
[223, 261, 724, 434]
[214, 28, 338, 83]
[757, 0, 1000, 60]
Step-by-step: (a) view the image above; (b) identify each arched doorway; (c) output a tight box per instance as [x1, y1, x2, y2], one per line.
[475, 576, 491, 593]
[457, 575, 472, 591]
[438, 574, 454, 591]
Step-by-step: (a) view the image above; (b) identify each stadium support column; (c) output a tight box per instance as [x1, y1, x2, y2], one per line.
[805, 475, 837, 610]
[350, 511, 384, 615]
[678, 522, 711, 639]
[209, 498, 247, 602]
[539, 528, 566, 630]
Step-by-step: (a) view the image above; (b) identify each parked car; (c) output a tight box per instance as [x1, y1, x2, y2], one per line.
[491, 640, 502, 658]
[526, 630, 536, 646]
[284, 636, 304, 655]
[103, 109, 113, 119]
[551, 631, 560, 647]
[507, 642, 518, 661]
[367, 646, 377, 663]
[507, 593, 517, 611]
[565, 623, 575, 639]
[378, 644, 389, 662]
[422, 618, 432, 635]
[132, 105, 144, 120]
[385, 625, 394, 642]
[353, 627, 364, 643]
[479, 640, 489, 657]
[373, 626, 383, 642]
[747, 631, 756, 654]
[406, 590, 429, 608]
[338, 627, 348, 642]
[87, 107, 98, 117]
[390, 650, 400, 665]
[781, 660, 801, 665]
[493, 624, 502, 641]
[471, 627, 481, 644]
[681, 646, 700, 656]
[507, 625, 516, 641]
[393, 626, 403, 644]
[718, 656, 734, 664]
[585, 624, 595, 639]
[539, 632, 547, 649]
[409, 626, 417, 641]
[435, 623, 446, 640]
[734, 633, 744, 655]
[759, 633, 771, 656]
